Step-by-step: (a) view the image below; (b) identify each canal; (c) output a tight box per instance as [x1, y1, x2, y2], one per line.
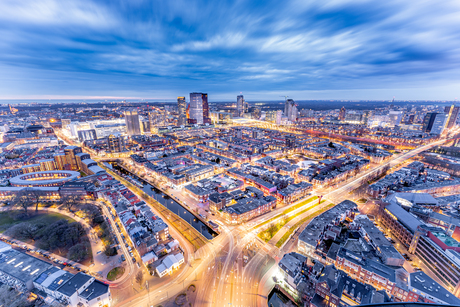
[108, 162, 218, 240]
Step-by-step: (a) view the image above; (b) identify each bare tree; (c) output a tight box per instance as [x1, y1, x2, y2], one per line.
[61, 194, 82, 212]
[10, 189, 30, 213]
[25, 188, 42, 212]
[135, 270, 144, 287]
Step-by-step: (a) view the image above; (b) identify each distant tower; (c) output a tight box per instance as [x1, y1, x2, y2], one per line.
[444, 104, 460, 129]
[237, 95, 244, 117]
[430, 113, 448, 135]
[276, 110, 283, 125]
[339, 107, 346, 121]
[124, 110, 141, 135]
[177, 97, 186, 126]
[285, 99, 297, 122]
[189, 93, 209, 124]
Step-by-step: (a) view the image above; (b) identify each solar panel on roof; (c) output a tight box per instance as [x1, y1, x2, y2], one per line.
[35, 272, 48, 284]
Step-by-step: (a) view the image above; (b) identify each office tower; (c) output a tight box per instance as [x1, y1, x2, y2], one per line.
[202, 93, 210, 124]
[265, 110, 276, 122]
[140, 119, 150, 134]
[388, 111, 404, 127]
[339, 107, 346, 121]
[108, 134, 125, 153]
[77, 129, 97, 143]
[422, 112, 437, 132]
[189, 92, 209, 124]
[64, 146, 82, 171]
[252, 107, 261, 120]
[276, 110, 283, 125]
[285, 99, 298, 122]
[237, 95, 244, 117]
[444, 105, 460, 129]
[430, 113, 448, 135]
[177, 97, 187, 126]
[124, 110, 141, 135]
[149, 108, 165, 130]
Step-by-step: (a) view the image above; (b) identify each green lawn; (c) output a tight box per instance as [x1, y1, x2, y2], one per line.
[107, 267, 125, 281]
[253, 196, 320, 231]
[258, 199, 326, 242]
[0, 211, 76, 233]
[275, 203, 335, 248]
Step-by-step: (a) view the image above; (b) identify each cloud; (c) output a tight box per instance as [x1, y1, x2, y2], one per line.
[0, 0, 460, 99]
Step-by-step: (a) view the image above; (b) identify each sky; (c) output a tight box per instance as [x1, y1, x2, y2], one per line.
[0, 0, 460, 101]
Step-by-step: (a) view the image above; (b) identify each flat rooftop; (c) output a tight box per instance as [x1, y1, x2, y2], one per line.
[0, 249, 52, 283]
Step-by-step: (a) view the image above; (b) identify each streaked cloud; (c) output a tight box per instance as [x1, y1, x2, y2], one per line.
[0, 0, 459, 100]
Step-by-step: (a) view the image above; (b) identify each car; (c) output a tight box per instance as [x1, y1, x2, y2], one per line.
[97, 251, 102, 254]
[121, 255, 126, 261]
[130, 252, 134, 257]
[125, 243, 129, 248]
[128, 247, 132, 252]
[132, 257, 136, 263]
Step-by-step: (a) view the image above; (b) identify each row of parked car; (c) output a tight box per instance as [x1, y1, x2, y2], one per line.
[0, 236, 89, 274]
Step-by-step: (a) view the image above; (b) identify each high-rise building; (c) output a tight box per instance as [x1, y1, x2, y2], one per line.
[276, 110, 283, 125]
[444, 105, 460, 129]
[140, 119, 150, 134]
[430, 113, 448, 135]
[64, 146, 82, 171]
[177, 97, 187, 126]
[189, 93, 209, 124]
[149, 108, 165, 129]
[202, 93, 210, 124]
[237, 95, 244, 117]
[422, 112, 438, 133]
[108, 134, 125, 153]
[339, 107, 346, 121]
[284, 99, 290, 116]
[265, 110, 276, 122]
[285, 99, 298, 122]
[124, 110, 141, 135]
[252, 107, 261, 120]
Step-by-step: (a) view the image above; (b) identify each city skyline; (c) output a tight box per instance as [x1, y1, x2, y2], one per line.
[1, 1, 460, 100]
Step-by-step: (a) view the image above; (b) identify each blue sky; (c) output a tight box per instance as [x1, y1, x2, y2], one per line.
[0, 0, 460, 101]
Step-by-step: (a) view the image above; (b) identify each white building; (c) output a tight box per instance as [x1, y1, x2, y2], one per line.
[155, 253, 185, 278]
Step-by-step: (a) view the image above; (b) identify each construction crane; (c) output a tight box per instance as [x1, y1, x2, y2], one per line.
[280, 95, 289, 101]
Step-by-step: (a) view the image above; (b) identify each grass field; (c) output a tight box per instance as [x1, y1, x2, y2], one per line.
[107, 267, 125, 281]
[0, 211, 76, 233]
[258, 199, 326, 242]
[275, 203, 335, 248]
[253, 196, 319, 231]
